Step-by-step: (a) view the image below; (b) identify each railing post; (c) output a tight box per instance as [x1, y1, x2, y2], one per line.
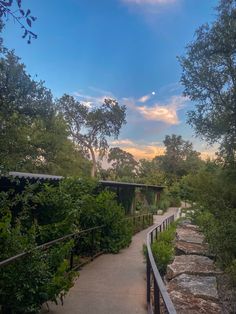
[154, 279, 161, 314]
[70, 236, 75, 270]
[91, 229, 95, 260]
[151, 231, 153, 244]
[147, 254, 151, 305]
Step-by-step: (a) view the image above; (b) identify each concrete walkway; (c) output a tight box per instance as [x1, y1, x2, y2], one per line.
[42, 208, 178, 314]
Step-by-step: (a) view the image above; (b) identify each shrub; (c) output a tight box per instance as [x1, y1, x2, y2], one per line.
[0, 177, 134, 312]
[151, 241, 173, 276]
[151, 222, 177, 276]
[0, 209, 76, 314]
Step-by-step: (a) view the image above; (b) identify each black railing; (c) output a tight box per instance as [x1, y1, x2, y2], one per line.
[146, 214, 176, 314]
[0, 213, 153, 269]
[125, 213, 153, 233]
[0, 225, 105, 269]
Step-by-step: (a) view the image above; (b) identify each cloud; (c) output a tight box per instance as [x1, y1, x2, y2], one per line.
[122, 0, 176, 5]
[138, 94, 151, 103]
[111, 139, 135, 146]
[73, 91, 114, 107]
[124, 145, 164, 159]
[136, 95, 187, 124]
[110, 138, 165, 160]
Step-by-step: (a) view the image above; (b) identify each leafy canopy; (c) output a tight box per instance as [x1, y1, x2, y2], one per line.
[57, 95, 126, 177]
[179, 0, 236, 166]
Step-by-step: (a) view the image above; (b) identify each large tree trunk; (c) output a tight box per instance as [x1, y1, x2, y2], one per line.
[89, 146, 97, 177]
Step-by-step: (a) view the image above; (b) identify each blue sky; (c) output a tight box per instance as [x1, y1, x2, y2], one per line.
[3, 0, 218, 159]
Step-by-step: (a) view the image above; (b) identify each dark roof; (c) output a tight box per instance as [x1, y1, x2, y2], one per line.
[5, 171, 164, 190]
[99, 180, 164, 190]
[8, 171, 63, 181]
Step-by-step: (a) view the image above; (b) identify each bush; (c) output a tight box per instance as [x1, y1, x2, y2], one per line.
[0, 177, 134, 313]
[151, 241, 173, 276]
[0, 209, 76, 314]
[185, 167, 236, 281]
[151, 222, 177, 276]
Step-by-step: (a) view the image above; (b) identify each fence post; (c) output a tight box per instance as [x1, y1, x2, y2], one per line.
[70, 236, 75, 270]
[154, 279, 161, 314]
[91, 229, 95, 260]
[147, 254, 151, 305]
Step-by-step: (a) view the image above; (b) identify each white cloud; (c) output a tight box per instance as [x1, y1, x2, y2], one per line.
[111, 139, 135, 146]
[138, 94, 151, 103]
[136, 95, 187, 124]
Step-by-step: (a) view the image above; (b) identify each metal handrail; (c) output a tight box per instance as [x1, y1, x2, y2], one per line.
[0, 225, 105, 268]
[146, 215, 177, 314]
[0, 213, 153, 268]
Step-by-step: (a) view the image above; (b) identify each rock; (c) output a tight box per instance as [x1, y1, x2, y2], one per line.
[181, 223, 199, 231]
[168, 290, 221, 314]
[167, 273, 219, 301]
[176, 227, 205, 244]
[166, 255, 221, 280]
[175, 240, 210, 256]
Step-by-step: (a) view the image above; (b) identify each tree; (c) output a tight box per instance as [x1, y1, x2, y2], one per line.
[154, 134, 202, 182]
[179, 0, 236, 166]
[0, 49, 91, 176]
[107, 147, 138, 180]
[0, 0, 37, 43]
[57, 95, 126, 177]
[137, 158, 166, 185]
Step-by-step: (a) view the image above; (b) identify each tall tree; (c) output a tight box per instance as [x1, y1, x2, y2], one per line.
[57, 95, 126, 177]
[179, 0, 236, 166]
[107, 147, 138, 180]
[154, 134, 202, 182]
[0, 49, 91, 176]
[137, 158, 166, 185]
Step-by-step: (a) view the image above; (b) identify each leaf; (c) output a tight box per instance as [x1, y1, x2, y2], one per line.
[26, 9, 30, 17]
[17, 0, 21, 8]
[19, 9, 24, 16]
[0, 0, 13, 7]
[22, 29, 27, 39]
[30, 16, 37, 22]
[26, 18, 32, 27]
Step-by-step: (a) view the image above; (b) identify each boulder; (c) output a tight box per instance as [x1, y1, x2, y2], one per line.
[166, 255, 221, 280]
[168, 290, 221, 314]
[167, 273, 219, 301]
[176, 227, 205, 244]
[175, 240, 210, 256]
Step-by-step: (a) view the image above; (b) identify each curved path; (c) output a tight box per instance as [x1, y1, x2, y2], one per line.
[42, 208, 179, 314]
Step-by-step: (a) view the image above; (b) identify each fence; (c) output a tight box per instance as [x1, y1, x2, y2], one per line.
[146, 214, 176, 314]
[0, 213, 153, 270]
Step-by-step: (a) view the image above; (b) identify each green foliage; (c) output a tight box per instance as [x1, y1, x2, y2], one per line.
[137, 158, 166, 186]
[151, 222, 177, 276]
[167, 183, 181, 207]
[0, 208, 76, 314]
[57, 95, 126, 177]
[107, 147, 138, 180]
[185, 167, 236, 282]
[0, 177, 136, 313]
[226, 259, 236, 286]
[0, 49, 91, 177]
[154, 134, 202, 183]
[179, 0, 236, 166]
